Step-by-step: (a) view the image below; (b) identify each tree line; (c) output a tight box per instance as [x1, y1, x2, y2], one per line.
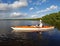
[41, 11, 60, 30]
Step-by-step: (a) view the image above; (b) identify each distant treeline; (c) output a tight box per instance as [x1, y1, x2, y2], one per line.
[41, 11, 60, 30]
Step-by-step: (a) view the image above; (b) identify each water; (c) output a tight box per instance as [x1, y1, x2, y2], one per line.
[0, 20, 60, 46]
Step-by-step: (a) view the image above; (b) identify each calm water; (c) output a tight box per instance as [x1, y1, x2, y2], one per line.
[0, 20, 60, 46]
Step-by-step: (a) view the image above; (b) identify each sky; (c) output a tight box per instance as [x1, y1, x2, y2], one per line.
[0, 0, 60, 19]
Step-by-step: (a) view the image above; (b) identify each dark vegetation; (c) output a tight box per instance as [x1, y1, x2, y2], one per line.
[41, 11, 60, 30]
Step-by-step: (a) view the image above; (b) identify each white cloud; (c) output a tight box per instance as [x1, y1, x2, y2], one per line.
[29, 0, 32, 3]
[10, 12, 21, 17]
[0, 3, 9, 10]
[0, 0, 28, 10]
[10, 0, 28, 8]
[31, 15, 37, 18]
[10, 12, 27, 17]
[37, 5, 58, 13]
[50, 5, 58, 9]
[33, 0, 47, 6]
[42, 0, 47, 3]
[33, 1, 41, 6]
[0, 12, 10, 19]
[29, 7, 34, 11]
[0, 0, 28, 18]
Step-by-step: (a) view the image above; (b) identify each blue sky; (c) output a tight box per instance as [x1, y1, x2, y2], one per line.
[0, 0, 60, 19]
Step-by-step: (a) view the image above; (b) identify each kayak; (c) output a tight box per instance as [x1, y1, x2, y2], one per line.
[11, 26, 54, 32]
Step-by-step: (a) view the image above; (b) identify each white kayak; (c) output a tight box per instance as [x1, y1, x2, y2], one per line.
[11, 26, 54, 32]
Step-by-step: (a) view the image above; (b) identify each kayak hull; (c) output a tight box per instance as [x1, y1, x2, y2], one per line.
[11, 27, 54, 32]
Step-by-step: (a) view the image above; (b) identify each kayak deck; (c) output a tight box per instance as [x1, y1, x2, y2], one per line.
[13, 26, 54, 28]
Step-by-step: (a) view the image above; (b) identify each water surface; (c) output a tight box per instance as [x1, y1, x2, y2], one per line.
[0, 20, 60, 46]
